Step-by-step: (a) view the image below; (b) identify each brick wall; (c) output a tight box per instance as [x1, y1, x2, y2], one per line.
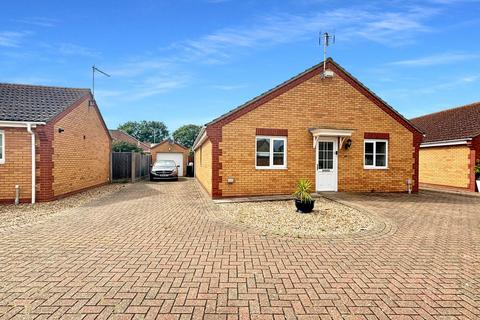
[0, 128, 34, 202]
[194, 139, 212, 195]
[150, 142, 189, 176]
[419, 145, 470, 189]
[218, 73, 414, 197]
[52, 99, 110, 197]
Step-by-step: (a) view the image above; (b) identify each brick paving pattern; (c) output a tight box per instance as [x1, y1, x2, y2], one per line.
[0, 179, 479, 319]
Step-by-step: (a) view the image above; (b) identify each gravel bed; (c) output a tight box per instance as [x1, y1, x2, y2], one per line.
[216, 197, 377, 238]
[0, 183, 127, 231]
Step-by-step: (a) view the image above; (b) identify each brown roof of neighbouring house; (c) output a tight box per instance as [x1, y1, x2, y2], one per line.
[0, 83, 91, 122]
[109, 129, 151, 152]
[410, 102, 480, 143]
[151, 138, 188, 150]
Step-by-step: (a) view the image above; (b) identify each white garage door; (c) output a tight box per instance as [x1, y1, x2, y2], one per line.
[156, 153, 184, 177]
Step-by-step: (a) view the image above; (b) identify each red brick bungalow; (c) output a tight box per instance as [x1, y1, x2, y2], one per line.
[110, 129, 151, 153]
[193, 58, 423, 198]
[411, 102, 480, 192]
[0, 83, 111, 204]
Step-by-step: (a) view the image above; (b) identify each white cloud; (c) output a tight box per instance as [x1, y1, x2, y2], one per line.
[3, 76, 53, 85]
[391, 52, 479, 66]
[414, 75, 479, 94]
[211, 84, 247, 91]
[94, 3, 442, 107]
[128, 75, 188, 100]
[385, 74, 479, 97]
[97, 2, 445, 103]
[170, 5, 439, 65]
[14, 17, 57, 27]
[57, 43, 100, 57]
[109, 59, 173, 77]
[0, 31, 30, 47]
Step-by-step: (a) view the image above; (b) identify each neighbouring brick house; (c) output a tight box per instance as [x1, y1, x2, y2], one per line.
[109, 129, 151, 153]
[193, 58, 423, 198]
[150, 139, 189, 176]
[411, 102, 480, 192]
[0, 83, 111, 204]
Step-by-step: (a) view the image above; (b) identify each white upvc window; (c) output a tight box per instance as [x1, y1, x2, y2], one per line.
[0, 130, 4, 164]
[364, 139, 388, 169]
[255, 136, 287, 169]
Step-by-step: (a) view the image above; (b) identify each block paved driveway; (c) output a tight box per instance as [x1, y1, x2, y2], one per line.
[0, 179, 479, 319]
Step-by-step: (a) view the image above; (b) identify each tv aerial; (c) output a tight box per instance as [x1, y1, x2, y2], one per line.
[319, 32, 335, 77]
[92, 65, 111, 98]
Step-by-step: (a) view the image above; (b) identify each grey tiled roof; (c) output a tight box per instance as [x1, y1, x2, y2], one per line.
[0, 83, 90, 122]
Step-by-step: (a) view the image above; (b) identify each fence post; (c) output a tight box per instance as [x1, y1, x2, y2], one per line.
[131, 152, 136, 182]
[109, 151, 113, 182]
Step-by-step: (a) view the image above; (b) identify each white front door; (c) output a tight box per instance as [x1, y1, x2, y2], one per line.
[316, 138, 338, 191]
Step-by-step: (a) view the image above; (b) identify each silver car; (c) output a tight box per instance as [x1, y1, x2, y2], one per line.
[150, 160, 179, 181]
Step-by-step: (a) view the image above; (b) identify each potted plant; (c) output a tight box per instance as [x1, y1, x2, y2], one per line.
[293, 179, 315, 213]
[475, 160, 480, 192]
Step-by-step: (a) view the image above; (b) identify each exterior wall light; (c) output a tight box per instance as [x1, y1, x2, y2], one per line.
[58, 128, 65, 133]
[344, 139, 352, 150]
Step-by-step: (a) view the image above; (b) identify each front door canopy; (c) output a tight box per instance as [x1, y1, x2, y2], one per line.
[309, 128, 355, 148]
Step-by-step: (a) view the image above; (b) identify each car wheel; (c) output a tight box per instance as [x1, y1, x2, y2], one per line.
[150, 175, 154, 181]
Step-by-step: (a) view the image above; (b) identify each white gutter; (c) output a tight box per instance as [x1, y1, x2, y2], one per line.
[26, 124, 36, 204]
[0, 120, 46, 128]
[0, 121, 45, 203]
[192, 129, 207, 151]
[420, 138, 472, 148]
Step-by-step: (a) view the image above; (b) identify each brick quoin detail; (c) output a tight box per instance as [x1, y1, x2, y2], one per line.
[412, 133, 422, 193]
[364, 132, 390, 140]
[467, 142, 477, 192]
[206, 126, 223, 198]
[256, 128, 288, 136]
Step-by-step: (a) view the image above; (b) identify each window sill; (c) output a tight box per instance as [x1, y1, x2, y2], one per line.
[255, 166, 287, 170]
[364, 166, 388, 170]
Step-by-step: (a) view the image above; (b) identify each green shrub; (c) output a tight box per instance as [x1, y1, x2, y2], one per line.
[293, 179, 313, 203]
[112, 141, 144, 153]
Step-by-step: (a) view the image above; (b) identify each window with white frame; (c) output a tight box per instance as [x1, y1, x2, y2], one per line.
[0, 130, 4, 164]
[364, 139, 388, 169]
[256, 136, 286, 169]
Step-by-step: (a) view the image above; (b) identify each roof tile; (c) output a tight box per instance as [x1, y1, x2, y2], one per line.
[0, 83, 90, 122]
[411, 102, 480, 143]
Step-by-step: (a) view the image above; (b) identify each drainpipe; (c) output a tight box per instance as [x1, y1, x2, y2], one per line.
[26, 123, 36, 204]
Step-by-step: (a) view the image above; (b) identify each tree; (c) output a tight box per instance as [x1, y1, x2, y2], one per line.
[112, 141, 144, 153]
[118, 120, 169, 144]
[172, 124, 202, 149]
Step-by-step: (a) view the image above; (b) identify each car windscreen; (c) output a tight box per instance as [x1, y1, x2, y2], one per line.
[155, 160, 176, 166]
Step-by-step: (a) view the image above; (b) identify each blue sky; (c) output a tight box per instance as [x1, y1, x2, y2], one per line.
[1, 0, 479, 131]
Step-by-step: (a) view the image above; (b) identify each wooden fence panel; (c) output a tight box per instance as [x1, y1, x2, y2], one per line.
[112, 152, 132, 181]
[111, 152, 150, 182]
